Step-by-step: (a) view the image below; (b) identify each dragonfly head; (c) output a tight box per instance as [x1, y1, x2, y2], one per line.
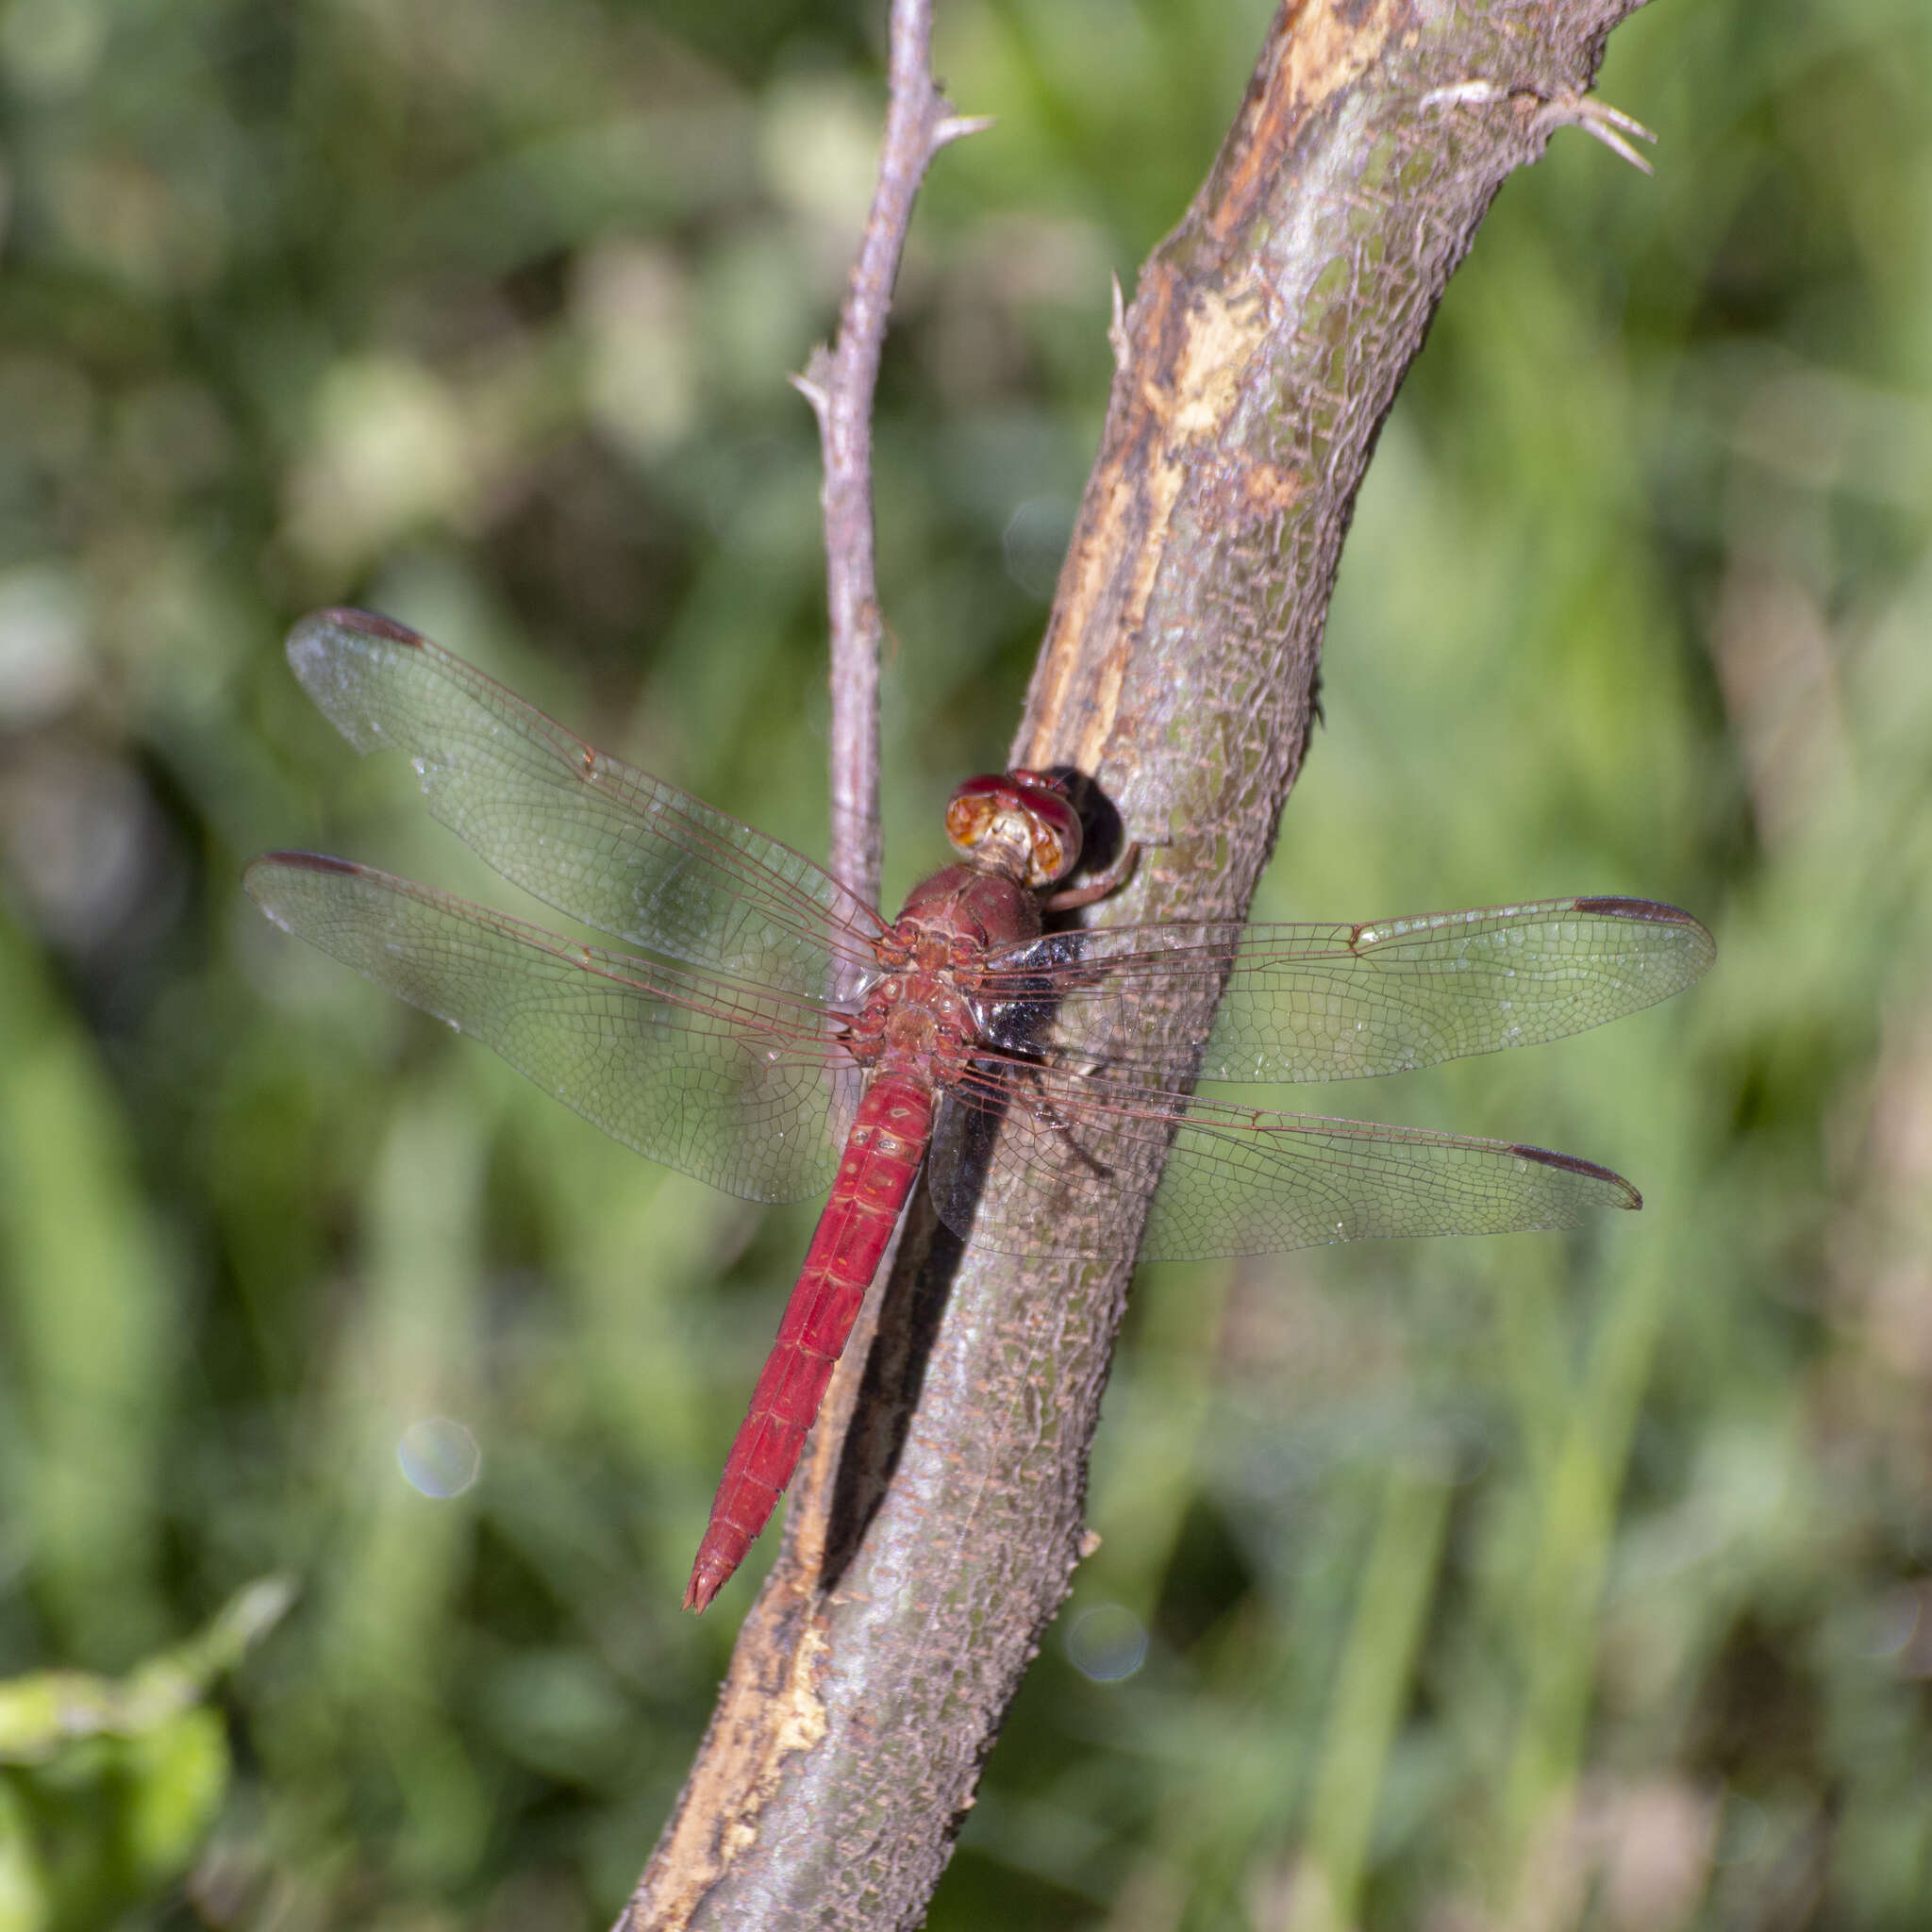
[944, 770, 1083, 888]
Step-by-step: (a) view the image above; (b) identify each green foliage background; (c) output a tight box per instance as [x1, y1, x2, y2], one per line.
[2, 0, 1929, 1924]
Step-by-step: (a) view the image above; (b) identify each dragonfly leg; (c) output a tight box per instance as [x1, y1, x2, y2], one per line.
[1004, 1060, 1120, 1184]
[1042, 839, 1140, 913]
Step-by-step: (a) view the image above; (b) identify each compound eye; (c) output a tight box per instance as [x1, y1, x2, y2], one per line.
[1009, 775, 1082, 885]
[944, 772, 1083, 886]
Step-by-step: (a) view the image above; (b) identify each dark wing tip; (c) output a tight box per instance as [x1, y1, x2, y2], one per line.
[243, 851, 367, 920]
[1573, 894, 1674, 920]
[1574, 895, 1714, 940]
[1509, 1141, 1643, 1211]
[295, 607, 427, 647]
[244, 850, 370, 935]
[247, 849, 364, 879]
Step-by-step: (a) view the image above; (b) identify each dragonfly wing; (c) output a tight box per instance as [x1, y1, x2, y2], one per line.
[928, 1069, 1638, 1262]
[974, 899, 1713, 1084]
[286, 608, 887, 989]
[926, 1078, 1174, 1259]
[246, 853, 851, 1203]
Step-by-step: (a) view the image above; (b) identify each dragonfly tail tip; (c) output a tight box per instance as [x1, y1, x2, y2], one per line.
[684, 1560, 726, 1614]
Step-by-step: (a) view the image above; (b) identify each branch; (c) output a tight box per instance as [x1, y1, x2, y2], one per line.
[624, 2, 1650, 1925]
[791, 0, 988, 920]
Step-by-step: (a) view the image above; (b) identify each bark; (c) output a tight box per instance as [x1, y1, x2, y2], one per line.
[623, 2, 1650, 1925]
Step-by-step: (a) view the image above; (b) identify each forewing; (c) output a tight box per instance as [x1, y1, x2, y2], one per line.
[974, 898, 1714, 1084]
[286, 608, 887, 988]
[246, 853, 850, 1203]
[928, 1067, 1639, 1262]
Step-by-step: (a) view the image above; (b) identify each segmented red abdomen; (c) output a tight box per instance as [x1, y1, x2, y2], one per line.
[683, 1069, 935, 1611]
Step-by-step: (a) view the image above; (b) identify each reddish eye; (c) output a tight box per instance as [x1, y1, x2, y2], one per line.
[944, 772, 1083, 886]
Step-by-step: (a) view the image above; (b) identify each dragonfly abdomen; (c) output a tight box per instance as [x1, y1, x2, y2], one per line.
[683, 1070, 935, 1611]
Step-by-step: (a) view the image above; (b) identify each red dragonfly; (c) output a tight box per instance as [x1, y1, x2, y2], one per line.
[247, 609, 1713, 1610]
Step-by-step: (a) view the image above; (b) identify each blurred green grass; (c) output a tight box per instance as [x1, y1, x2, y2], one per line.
[2, 0, 1929, 1925]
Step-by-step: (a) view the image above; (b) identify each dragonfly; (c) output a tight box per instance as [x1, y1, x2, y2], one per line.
[246, 609, 1714, 1611]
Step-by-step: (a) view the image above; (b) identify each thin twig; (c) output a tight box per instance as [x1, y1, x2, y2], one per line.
[795, 0, 982, 922]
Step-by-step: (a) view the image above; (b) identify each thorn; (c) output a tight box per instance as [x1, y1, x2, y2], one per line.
[1418, 78, 1657, 178]
[790, 366, 831, 425]
[1531, 92, 1657, 175]
[1108, 273, 1129, 373]
[932, 111, 996, 150]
